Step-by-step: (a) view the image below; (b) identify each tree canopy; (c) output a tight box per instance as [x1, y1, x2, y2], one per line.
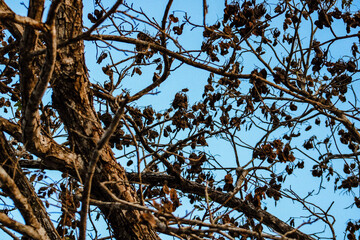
[0, 0, 359, 239]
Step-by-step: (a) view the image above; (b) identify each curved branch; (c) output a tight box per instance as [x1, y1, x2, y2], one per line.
[0, 166, 49, 240]
[126, 172, 315, 240]
[0, 117, 22, 141]
[0, 213, 44, 240]
[0, 132, 61, 240]
[0, 1, 24, 39]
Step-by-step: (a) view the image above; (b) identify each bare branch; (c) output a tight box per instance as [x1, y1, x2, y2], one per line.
[0, 166, 49, 240]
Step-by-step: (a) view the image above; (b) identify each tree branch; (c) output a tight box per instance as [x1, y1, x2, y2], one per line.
[0, 213, 43, 240]
[0, 166, 50, 240]
[126, 172, 315, 240]
[0, 132, 60, 240]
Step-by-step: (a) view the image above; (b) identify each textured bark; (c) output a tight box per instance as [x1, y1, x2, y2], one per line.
[19, 0, 44, 105]
[0, 0, 159, 238]
[0, 0, 85, 179]
[51, 1, 159, 239]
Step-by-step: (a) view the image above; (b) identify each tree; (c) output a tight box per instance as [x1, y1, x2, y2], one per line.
[0, 0, 359, 239]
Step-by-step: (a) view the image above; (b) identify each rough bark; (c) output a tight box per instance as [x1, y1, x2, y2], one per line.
[0, 0, 159, 238]
[51, 1, 159, 239]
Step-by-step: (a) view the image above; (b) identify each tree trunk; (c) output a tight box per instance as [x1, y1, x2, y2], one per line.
[51, 1, 159, 239]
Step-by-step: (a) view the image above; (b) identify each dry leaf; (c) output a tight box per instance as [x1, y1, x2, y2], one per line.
[141, 212, 157, 227]
[163, 184, 170, 195]
[224, 173, 233, 184]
